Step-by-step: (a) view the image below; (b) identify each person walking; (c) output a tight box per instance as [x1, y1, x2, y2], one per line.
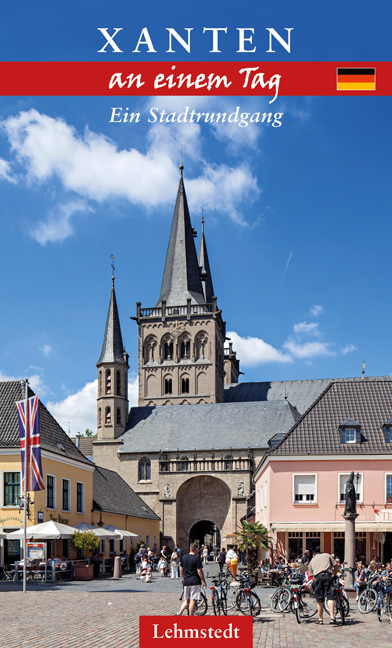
[307, 551, 339, 625]
[218, 548, 226, 573]
[177, 542, 207, 616]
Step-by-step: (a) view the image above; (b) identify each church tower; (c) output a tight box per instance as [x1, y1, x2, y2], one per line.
[97, 277, 129, 438]
[134, 166, 226, 406]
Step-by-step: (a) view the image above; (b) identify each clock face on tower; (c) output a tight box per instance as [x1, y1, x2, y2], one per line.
[168, 321, 186, 338]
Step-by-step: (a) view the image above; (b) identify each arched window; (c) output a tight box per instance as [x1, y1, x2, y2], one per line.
[116, 408, 121, 424]
[116, 371, 121, 395]
[195, 332, 208, 360]
[139, 457, 151, 481]
[98, 408, 102, 426]
[105, 369, 111, 394]
[105, 407, 111, 425]
[164, 341, 174, 360]
[177, 456, 189, 472]
[181, 378, 190, 394]
[99, 370, 102, 396]
[164, 378, 172, 394]
[224, 454, 233, 470]
[180, 340, 190, 359]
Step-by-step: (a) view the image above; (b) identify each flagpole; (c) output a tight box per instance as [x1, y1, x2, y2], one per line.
[23, 379, 28, 594]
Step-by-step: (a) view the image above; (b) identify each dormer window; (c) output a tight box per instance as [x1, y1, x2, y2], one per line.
[382, 418, 392, 443]
[338, 418, 361, 444]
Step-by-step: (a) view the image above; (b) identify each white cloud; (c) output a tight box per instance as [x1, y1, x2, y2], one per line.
[227, 331, 292, 366]
[0, 157, 16, 183]
[0, 369, 49, 395]
[1, 109, 260, 234]
[341, 344, 357, 355]
[284, 339, 335, 359]
[310, 305, 323, 317]
[46, 374, 138, 435]
[40, 344, 52, 356]
[31, 200, 93, 245]
[293, 321, 319, 335]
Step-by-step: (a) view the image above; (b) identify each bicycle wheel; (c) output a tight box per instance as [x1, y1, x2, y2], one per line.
[226, 586, 238, 611]
[219, 589, 228, 615]
[212, 592, 220, 616]
[299, 590, 318, 618]
[336, 597, 345, 625]
[271, 587, 291, 612]
[271, 589, 281, 612]
[195, 592, 208, 616]
[358, 588, 377, 614]
[236, 590, 261, 616]
[293, 599, 301, 624]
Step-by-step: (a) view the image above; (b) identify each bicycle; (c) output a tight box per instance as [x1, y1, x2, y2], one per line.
[358, 573, 379, 614]
[289, 575, 317, 624]
[210, 575, 228, 615]
[324, 571, 349, 621]
[235, 573, 261, 617]
[179, 590, 208, 615]
[375, 576, 392, 623]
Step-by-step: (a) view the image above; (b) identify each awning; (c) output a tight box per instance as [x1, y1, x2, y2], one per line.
[103, 525, 138, 539]
[6, 520, 78, 540]
[272, 522, 392, 533]
[73, 523, 121, 539]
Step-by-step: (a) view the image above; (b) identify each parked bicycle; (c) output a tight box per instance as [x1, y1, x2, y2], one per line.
[179, 590, 208, 615]
[235, 572, 261, 617]
[375, 576, 392, 623]
[358, 572, 379, 614]
[288, 572, 317, 624]
[210, 575, 228, 615]
[323, 569, 350, 621]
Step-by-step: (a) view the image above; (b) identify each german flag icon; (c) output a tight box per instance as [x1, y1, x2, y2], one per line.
[337, 67, 376, 91]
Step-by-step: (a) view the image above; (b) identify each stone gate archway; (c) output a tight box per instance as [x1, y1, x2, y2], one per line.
[176, 475, 231, 552]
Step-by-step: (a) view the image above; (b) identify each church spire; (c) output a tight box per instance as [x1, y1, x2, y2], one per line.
[198, 213, 214, 304]
[97, 278, 127, 366]
[157, 167, 205, 307]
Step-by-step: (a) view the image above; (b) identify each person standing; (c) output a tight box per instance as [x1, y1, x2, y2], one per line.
[307, 551, 339, 625]
[202, 545, 209, 565]
[170, 549, 180, 579]
[218, 548, 226, 573]
[213, 545, 219, 563]
[177, 542, 207, 616]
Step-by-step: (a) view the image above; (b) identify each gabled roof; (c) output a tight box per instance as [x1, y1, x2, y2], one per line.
[224, 379, 333, 415]
[71, 437, 94, 459]
[198, 218, 214, 304]
[0, 381, 92, 465]
[340, 417, 360, 427]
[119, 399, 301, 454]
[270, 378, 392, 456]
[93, 465, 160, 520]
[157, 169, 205, 307]
[97, 279, 127, 366]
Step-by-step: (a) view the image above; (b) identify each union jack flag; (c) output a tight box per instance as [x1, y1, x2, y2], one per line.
[16, 396, 45, 492]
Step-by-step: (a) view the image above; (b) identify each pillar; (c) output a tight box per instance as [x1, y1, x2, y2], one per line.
[343, 513, 358, 588]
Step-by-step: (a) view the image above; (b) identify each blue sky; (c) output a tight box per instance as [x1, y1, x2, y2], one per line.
[0, 1, 391, 432]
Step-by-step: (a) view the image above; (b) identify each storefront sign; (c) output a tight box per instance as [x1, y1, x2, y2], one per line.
[139, 617, 252, 648]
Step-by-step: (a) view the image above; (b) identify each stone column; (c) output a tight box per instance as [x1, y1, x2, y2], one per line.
[343, 512, 358, 588]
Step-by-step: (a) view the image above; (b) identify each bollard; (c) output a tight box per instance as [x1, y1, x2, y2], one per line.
[113, 555, 122, 579]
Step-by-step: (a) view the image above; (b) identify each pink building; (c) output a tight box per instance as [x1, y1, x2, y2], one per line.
[255, 378, 392, 564]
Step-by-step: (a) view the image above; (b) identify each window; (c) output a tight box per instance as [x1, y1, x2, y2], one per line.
[120, 539, 124, 553]
[3, 472, 21, 506]
[62, 539, 70, 558]
[62, 479, 70, 511]
[76, 482, 84, 513]
[177, 457, 189, 472]
[181, 378, 189, 394]
[164, 378, 172, 394]
[224, 455, 233, 470]
[101, 539, 106, 554]
[116, 408, 121, 424]
[98, 408, 102, 426]
[116, 370, 121, 395]
[260, 485, 263, 510]
[386, 475, 392, 503]
[180, 340, 190, 359]
[264, 480, 268, 507]
[99, 370, 102, 396]
[139, 457, 151, 481]
[146, 535, 150, 548]
[46, 475, 55, 509]
[109, 539, 115, 554]
[345, 428, 355, 443]
[294, 474, 316, 503]
[339, 473, 363, 503]
[106, 369, 111, 394]
[105, 407, 111, 424]
[164, 341, 173, 360]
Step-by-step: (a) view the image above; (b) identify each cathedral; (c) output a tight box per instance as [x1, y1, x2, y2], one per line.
[92, 166, 328, 549]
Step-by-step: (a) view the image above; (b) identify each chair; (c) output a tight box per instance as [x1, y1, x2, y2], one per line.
[2, 564, 14, 581]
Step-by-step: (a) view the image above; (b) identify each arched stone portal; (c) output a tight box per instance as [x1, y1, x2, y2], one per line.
[176, 475, 231, 552]
[189, 520, 220, 549]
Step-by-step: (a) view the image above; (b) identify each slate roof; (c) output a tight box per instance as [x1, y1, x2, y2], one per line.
[93, 465, 160, 520]
[97, 279, 127, 365]
[119, 400, 301, 454]
[71, 437, 94, 459]
[157, 170, 205, 307]
[270, 378, 392, 455]
[224, 379, 332, 415]
[0, 381, 92, 465]
[198, 219, 214, 304]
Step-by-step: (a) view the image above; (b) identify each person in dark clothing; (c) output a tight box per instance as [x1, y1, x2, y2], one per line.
[218, 548, 226, 572]
[177, 542, 207, 615]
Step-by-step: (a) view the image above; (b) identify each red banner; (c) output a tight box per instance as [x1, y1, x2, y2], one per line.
[0, 61, 391, 96]
[139, 616, 253, 648]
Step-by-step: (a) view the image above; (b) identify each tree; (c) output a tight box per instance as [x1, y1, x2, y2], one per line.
[83, 429, 97, 438]
[71, 531, 100, 564]
[237, 520, 273, 573]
